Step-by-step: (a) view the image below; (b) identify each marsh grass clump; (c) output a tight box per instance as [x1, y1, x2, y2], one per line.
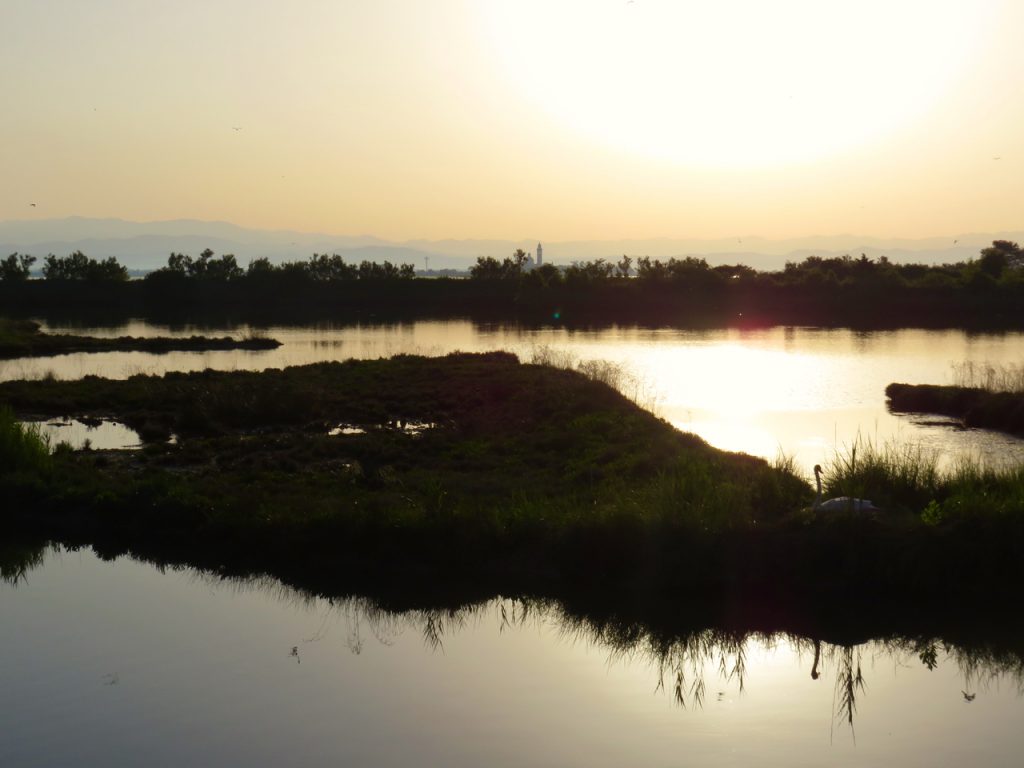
[929, 459, 1024, 524]
[821, 438, 1024, 524]
[527, 345, 661, 412]
[0, 406, 51, 475]
[631, 452, 805, 531]
[820, 441, 942, 513]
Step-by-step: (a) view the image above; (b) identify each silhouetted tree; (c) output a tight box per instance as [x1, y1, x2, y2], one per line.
[979, 240, 1022, 277]
[42, 251, 127, 281]
[167, 252, 192, 274]
[469, 256, 505, 280]
[205, 253, 243, 281]
[470, 251, 527, 280]
[635, 256, 668, 282]
[616, 255, 632, 279]
[0, 253, 36, 281]
[246, 256, 275, 277]
[523, 262, 562, 288]
[564, 259, 614, 285]
[512, 248, 529, 271]
[148, 249, 243, 281]
[307, 253, 357, 281]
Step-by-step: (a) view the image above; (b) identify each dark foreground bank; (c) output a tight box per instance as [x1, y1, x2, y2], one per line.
[3, 354, 1023, 615]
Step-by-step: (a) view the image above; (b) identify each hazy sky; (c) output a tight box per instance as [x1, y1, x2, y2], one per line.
[2, 0, 1021, 240]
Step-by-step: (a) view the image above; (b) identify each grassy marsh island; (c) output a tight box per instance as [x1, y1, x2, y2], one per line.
[888, 363, 1024, 437]
[887, 383, 1024, 437]
[0, 317, 280, 359]
[3, 352, 1024, 612]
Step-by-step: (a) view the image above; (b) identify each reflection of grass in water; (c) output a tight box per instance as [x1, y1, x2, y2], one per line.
[831, 645, 865, 738]
[539, 604, 1024, 730]
[402, 596, 1024, 728]
[0, 541, 48, 585]
[940, 640, 1024, 697]
[28, 537, 1024, 731]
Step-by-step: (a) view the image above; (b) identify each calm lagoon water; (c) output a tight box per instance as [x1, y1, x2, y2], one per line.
[5, 321, 1024, 764]
[2, 547, 1022, 768]
[5, 319, 1024, 471]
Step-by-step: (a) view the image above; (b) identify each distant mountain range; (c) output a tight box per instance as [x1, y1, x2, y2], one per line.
[1, 216, 1019, 272]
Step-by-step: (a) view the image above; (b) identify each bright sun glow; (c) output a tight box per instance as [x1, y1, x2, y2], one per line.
[481, 0, 986, 169]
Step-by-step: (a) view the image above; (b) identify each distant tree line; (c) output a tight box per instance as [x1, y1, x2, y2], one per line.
[5, 241, 1020, 289]
[3, 241, 1023, 328]
[146, 249, 416, 283]
[0, 248, 416, 283]
[466, 240, 1024, 292]
[1, 250, 128, 281]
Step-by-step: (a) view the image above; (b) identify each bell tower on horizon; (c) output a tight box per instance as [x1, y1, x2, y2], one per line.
[536, 242, 543, 267]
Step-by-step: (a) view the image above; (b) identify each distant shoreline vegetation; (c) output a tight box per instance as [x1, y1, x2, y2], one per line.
[2, 241, 1023, 328]
[0, 318, 280, 359]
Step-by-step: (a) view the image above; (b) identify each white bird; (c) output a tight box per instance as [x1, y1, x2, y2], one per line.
[813, 464, 881, 512]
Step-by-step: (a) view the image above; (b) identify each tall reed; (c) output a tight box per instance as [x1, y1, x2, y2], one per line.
[951, 361, 1024, 393]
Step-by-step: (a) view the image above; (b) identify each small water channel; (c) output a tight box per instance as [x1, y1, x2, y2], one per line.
[4, 320, 1024, 472]
[24, 418, 142, 451]
[1, 546, 1021, 767]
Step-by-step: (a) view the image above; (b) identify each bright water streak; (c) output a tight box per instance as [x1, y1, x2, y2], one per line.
[3, 321, 1024, 471]
[1, 548, 1022, 767]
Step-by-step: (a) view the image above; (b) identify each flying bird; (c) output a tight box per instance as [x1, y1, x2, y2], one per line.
[232, 126, 242, 131]
[29, 203, 36, 207]
[962, 691, 976, 702]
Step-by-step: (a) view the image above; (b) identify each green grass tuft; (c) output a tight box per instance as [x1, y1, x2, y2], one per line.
[821, 438, 1024, 522]
[0, 405, 51, 475]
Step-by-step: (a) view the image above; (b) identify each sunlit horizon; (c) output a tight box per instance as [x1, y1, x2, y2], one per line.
[2, 0, 1021, 241]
